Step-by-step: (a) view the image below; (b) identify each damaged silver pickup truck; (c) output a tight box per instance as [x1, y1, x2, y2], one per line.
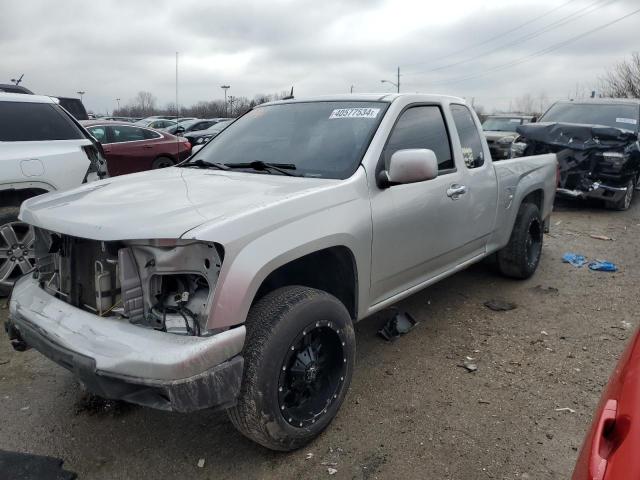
[6, 94, 557, 451]
[512, 99, 640, 210]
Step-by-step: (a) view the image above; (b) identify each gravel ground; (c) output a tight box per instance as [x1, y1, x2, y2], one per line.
[1, 198, 639, 480]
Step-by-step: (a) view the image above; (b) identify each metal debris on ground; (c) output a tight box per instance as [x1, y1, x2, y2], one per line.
[562, 252, 587, 267]
[461, 360, 478, 372]
[555, 407, 576, 413]
[377, 310, 418, 342]
[327, 467, 338, 475]
[483, 299, 516, 311]
[589, 234, 614, 241]
[533, 285, 559, 295]
[588, 260, 618, 272]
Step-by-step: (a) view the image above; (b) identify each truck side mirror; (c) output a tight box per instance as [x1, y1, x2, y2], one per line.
[378, 149, 439, 188]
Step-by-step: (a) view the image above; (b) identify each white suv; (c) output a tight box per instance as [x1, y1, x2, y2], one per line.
[0, 92, 108, 295]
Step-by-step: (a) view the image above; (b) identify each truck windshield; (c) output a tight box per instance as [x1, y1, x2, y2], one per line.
[482, 117, 523, 132]
[188, 101, 388, 179]
[541, 103, 639, 131]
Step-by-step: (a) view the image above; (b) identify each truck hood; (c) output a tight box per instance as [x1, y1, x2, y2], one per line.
[20, 167, 343, 241]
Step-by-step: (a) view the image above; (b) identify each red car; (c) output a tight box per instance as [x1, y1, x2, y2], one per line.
[573, 327, 640, 479]
[81, 121, 191, 176]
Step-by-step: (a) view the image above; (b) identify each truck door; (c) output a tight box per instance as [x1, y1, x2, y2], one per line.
[448, 104, 498, 246]
[369, 105, 484, 305]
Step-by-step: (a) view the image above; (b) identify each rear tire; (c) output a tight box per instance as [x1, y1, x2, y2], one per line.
[0, 206, 35, 297]
[151, 156, 175, 169]
[227, 286, 355, 451]
[496, 202, 543, 280]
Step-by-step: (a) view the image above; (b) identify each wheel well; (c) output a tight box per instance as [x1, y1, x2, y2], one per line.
[521, 189, 544, 211]
[0, 188, 50, 207]
[253, 246, 358, 319]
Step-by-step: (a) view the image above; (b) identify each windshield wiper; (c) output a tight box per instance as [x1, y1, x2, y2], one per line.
[180, 159, 230, 170]
[224, 161, 298, 176]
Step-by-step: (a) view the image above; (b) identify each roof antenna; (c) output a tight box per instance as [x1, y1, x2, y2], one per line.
[175, 51, 180, 151]
[282, 86, 294, 100]
[10, 74, 24, 86]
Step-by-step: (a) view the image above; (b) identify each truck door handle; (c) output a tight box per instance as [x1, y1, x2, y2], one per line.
[446, 184, 468, 199]
[142, 145, 153, 149]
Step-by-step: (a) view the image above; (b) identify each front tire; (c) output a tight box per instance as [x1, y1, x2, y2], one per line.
[496, 202, 543, 279]
[227, 286, 356, 451]
[0, 206, 35, 297]
[607, 178, 634, 211]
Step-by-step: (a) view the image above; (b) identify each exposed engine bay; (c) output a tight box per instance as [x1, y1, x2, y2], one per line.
[514, 122, 640, 203]
[32, 228, 222, 336]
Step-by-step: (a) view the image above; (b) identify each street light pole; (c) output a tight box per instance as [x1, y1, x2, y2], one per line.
[76, 91, 86, 103]
[220, 85, 230, 116]
[381, 67, 400, 93]
[228, 95, 235, 116]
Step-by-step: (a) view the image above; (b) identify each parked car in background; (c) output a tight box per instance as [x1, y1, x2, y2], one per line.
[573, 325, 640, 480]
[482, 114, 535, 160]
[81, 121, 191, 175]
[6, 94, 557, 451]
[164, 118, 227, 135]
[134, 118, 177, 129]
[0, 84, 88, 120]
[98, 116, 136, 122]
[0, 93, 108, 295]
[184, 119, 234, 145]
[513, 99, 640, 210]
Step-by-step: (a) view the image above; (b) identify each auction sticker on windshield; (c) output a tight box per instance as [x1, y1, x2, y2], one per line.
[329, 108, 380, 119]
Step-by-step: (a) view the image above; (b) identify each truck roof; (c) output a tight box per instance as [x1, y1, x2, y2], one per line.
[261, 93, 466, 106]
[0, 92, 57, 104]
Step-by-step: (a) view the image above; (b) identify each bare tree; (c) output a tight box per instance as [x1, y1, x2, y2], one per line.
[599, 52, 640, 98]
[133, 91, 157, 115]
[512, 93, 535, 114]
[111, 90, 294, 119]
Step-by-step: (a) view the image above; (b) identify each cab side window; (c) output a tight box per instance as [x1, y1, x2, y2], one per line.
[450, 104, 484, 169]
[383, 106, 454, 172]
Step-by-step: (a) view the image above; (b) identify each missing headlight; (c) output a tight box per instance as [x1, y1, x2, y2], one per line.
[119, 241, 222, 336]
[148, 274, 209, 335]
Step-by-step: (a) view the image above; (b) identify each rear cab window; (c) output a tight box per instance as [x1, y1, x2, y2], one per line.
[450, 104, 485, 169]
[383, 105, 454, 173]
[0, 101, 85, 141]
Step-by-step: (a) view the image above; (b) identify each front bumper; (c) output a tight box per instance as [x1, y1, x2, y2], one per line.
[556, 182, 628, 203]
[7, 276, 245, 412]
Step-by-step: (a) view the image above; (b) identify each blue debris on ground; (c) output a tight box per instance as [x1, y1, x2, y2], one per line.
[561, 252, 587, 267]
[588, 261, 618, 272]
[562, 252, 618, 272]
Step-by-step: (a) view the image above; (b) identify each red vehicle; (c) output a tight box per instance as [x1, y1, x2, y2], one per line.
[573, 327, 640, 479]
[80, 121, 191, 176]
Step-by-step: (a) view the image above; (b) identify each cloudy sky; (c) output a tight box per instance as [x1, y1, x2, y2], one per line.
[1, 0, 638, 114]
